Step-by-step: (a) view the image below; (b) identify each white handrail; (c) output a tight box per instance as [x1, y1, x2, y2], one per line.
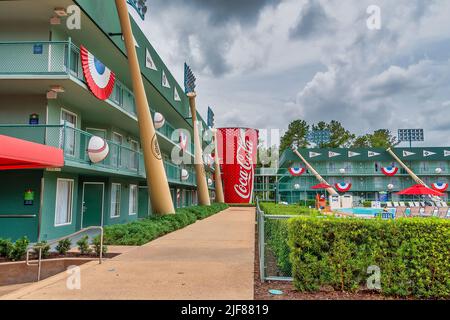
[26, 226, 104, 282]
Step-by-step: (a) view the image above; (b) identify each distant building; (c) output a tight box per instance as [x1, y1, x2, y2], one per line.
[255, 147, 450, 204]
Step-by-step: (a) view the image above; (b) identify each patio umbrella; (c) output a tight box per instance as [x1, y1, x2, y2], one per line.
[311, 183, 332, 190]
[396, 184, 444, 197]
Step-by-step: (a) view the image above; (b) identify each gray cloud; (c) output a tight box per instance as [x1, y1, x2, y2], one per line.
[138, 0, 450, 146]
[289, 0, 334, 39]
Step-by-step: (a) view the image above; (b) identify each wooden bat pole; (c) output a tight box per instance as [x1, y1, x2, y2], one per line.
[292, 147, 338, 196]
[212, 128, 225, 203]
[188, 92, 211, 205]
[115, 0, 175, 214]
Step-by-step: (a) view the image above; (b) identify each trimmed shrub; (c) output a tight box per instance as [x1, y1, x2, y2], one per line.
[11, 237, 29, 261]
[92, 236, 108, 256]
[56, 239, 72, 255]
[104, 203, 228, 246]
[260, 202, 321, 216]
[77, 235, 93, 255]
[288, 217, 450, 298]
[33, 241, 50, 259]
[0, 238, 14, 259]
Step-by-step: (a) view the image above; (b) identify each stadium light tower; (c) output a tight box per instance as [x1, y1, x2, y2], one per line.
[398, 129, 424, 148]
[307, 130, 331, 146]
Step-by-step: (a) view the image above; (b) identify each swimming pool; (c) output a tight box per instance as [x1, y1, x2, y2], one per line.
[336, 207, 396, 217]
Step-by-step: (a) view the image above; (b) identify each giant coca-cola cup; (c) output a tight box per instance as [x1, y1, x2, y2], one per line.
[216, 128, 259, 204]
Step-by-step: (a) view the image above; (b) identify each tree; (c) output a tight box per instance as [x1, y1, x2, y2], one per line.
[311, 120, 355, 148]
[368, 129, 398, 148]
[351, 129, 398, 149]
[279, 120, 309, 153]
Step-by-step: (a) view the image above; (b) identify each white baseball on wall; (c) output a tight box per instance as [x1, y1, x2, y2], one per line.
[387, 184, 394, 190]
[87, 136, 109, 163]
[339, 168, 346, 174]
[181, 169, 189, 181]
[154, 112, 165, 129]
[294, 183, 300, 190]
[208, 178, 213, 186]
[435, 167, 442, 174]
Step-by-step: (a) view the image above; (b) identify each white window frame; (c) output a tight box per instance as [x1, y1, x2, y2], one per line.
[110, 183, 122, 218]
[129, 184, 138, 216]
[60, 108, 78, 156]
[130, 139, 139, 170]
[54, 178, 74, 227]
[111, 132, 123, 167]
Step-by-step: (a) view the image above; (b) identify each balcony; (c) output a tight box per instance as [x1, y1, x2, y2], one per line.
[0, 124, 200, 186]
[0, 40, 195, 154]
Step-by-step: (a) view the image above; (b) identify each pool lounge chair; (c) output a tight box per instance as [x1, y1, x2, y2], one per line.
[399, 201, 406, 207]
[414, 202, 421, 207]
[420, 202, 426, 207]
[407, 202, 415, 207]
[409, 207, 421, 217]
[434, 201, 442, 207]
[438, 207, 450, 218]
[421, 206, 434, 217]
[385, 202, 393, 208]
[441, 202, 448, 207]
[394, 206, 406, 218]
[393, 202, 400, 207]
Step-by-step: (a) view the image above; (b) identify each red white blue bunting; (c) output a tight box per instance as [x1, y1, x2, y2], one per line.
[431, 182, 449, 192]
[289, 167, 306, 176]
[335, 182, 352, 192]
[381, 166, 398, 176]
[81, 46, 116, 100]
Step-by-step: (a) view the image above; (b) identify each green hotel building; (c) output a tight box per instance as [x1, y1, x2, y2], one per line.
[255, 147, 450, 204]
[0, 0, 216, 242]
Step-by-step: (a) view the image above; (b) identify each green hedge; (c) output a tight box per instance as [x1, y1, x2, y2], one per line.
[104, 203, 228, 246]
[288, 217, 450, 298]
[260, 202, 321, 216]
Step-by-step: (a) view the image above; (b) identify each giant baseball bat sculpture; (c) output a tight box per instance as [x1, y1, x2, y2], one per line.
[187, 92, 211, 205]
[291, 145, 338, 196]
[212, 128, 225, 203]
[386, 148, 426, 186]
[115, 0, 175, 214]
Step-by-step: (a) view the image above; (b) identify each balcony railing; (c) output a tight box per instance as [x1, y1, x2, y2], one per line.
[163, 160, 196, 185]
[0, 40, 196, 153]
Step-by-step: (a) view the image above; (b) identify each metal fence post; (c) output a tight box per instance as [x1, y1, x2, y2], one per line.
[259, 209, 265, 282]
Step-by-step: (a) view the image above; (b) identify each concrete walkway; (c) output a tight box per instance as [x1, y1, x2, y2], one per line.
[1, 207, 255, 300]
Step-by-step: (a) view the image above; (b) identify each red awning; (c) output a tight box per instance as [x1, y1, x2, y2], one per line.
[0, 135, 64, 170]
[396, 184, 444, 196]
[311, 183, 332, 190]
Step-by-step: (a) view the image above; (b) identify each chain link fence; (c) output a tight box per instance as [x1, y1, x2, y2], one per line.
[257, 199, 300, 282]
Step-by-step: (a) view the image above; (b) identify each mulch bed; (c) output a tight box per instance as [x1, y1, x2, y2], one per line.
[253, 225, 407, 300]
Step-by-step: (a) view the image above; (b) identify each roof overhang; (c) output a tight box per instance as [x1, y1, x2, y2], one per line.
[0, 134, 64, 170]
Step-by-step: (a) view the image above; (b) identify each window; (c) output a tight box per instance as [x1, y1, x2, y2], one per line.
[129, 184, 138, 215]
[111, 183, 121, 218]
[55, 179, 74, 226]
[60, 109, 77, 156]
[130, 140, 139, 170]
[111, 132, 123, 167]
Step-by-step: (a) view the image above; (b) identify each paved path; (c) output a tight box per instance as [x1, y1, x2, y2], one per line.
[2, 207, 255, 300]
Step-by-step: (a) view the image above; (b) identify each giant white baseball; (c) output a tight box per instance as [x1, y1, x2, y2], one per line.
[181, 169, 189, 181]
[87, 136, 109, 163]
[154, 112, 165, 129]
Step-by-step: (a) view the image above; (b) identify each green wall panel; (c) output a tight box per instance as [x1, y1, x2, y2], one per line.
[0, 170, 42, 242]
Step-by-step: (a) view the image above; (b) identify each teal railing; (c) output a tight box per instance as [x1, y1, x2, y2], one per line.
[0, 40, 196, 153]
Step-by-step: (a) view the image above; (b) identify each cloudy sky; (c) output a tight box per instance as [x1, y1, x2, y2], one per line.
[130, 0, 450, 147]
